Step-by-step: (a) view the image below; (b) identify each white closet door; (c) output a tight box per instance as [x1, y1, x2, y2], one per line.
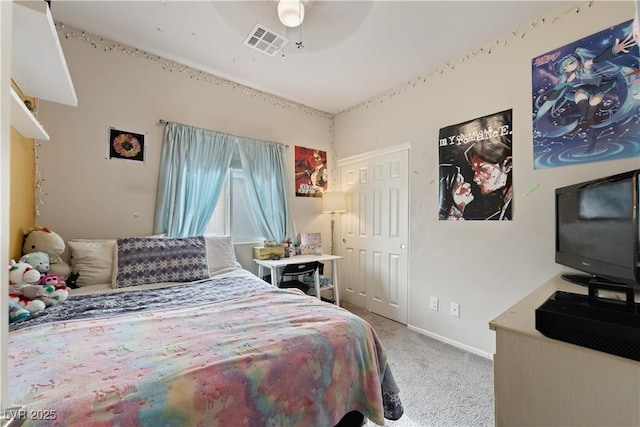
[339, 146, 409, 324]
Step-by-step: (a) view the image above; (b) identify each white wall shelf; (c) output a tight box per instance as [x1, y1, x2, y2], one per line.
[11, 0, 77, 107]
[10, 87, 49, 140]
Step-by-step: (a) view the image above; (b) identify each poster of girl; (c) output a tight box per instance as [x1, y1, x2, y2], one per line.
[532, 19, 640, 169]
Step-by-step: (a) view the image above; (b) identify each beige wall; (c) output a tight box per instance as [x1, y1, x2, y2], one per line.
[36, 31, 335, 250]
[334, 1, 640, 355]
[33, 2, 640, 357]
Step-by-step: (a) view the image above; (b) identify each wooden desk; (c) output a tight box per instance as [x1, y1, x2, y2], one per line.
[254, 254, 342, 305]
[489, 274, 640, 426]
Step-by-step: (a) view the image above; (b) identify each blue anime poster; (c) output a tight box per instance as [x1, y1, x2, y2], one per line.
[532, 19, 640, 169]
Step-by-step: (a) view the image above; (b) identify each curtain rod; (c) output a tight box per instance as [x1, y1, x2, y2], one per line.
[157, 119, 289, 148]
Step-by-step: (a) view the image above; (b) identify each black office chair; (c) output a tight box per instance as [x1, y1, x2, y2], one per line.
[279, 261, 320, 294]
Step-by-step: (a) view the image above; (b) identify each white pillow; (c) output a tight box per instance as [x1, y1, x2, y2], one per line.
[203, 234, 238, 272]
[68, 239, 117, 286]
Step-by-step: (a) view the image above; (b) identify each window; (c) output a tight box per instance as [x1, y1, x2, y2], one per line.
[205, 167, 264, 243]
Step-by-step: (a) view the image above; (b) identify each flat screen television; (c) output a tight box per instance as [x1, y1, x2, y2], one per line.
[555, 169, 640, 288]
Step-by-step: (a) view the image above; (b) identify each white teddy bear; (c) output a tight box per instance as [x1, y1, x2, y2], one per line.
[8, 260, 47, 314]
[22, 226, 71, 277]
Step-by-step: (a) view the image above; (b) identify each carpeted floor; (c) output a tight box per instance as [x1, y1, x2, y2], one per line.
[343, 302, 495, 427]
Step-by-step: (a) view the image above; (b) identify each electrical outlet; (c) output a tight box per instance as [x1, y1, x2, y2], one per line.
[450, 302, 460, 317]
[429, 296, 439, 311]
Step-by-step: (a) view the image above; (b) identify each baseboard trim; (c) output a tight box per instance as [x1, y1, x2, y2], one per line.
[407, 324, 494, 360]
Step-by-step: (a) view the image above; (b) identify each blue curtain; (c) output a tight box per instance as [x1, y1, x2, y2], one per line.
[237, 138, 298, 243]
[154, 122, 235, 237]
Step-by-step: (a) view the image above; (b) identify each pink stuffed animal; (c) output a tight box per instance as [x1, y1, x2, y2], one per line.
[39, 273, 70, 303]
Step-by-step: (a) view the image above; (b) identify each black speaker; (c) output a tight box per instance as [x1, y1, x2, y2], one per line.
[535, 289, 640, 361]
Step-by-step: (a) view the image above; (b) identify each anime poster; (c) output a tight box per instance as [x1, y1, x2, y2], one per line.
[295, 146, 327, 197]
[532, 19, 640, 169]
[438, 109, 513, 221]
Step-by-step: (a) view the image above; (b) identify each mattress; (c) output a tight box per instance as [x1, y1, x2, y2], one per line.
[7, 268, 402, 426]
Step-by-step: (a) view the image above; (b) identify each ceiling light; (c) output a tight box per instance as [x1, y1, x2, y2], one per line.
[277, 0, 305, 28]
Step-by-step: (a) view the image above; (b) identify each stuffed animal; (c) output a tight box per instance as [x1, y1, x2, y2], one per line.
[9, 285, 49, 313]
[23, 226, 71, 277]
[9, 259, 41, 285]
[66, 272, 80, 289]
[19, 251, 50, 274]
[8, 260, 48, 314]
[39, 273, 70, 303]
[9, 300, 30, 323]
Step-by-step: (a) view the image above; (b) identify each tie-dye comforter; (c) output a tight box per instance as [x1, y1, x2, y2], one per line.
[8, 272, 402, 426]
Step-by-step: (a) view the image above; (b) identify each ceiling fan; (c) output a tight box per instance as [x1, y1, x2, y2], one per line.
[227, 1, 371, 57]
[275, 0, 312, 28]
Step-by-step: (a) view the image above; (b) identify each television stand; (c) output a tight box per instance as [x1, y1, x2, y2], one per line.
[560, 273, 595, 286]
[561, 273, 639, 303]
[560, 273, 629, 287]
[561, 273, 636, 297]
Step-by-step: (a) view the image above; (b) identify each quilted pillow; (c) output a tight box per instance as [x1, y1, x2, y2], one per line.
[115, 236, 209, 288]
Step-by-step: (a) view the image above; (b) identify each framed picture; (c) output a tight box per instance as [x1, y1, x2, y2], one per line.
[438, 109, 513, 221]
[107, 127, 146, 163]
[294, 146, 327, 197]
[532, 19, 640, 169]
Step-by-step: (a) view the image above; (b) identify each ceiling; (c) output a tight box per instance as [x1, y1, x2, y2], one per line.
[49, 1, 571, 115]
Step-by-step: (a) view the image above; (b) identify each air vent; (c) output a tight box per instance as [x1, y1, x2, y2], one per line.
[243, 24, 288, 57]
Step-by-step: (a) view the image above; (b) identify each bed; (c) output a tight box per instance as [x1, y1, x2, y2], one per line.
[7, 235, 403, 426]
